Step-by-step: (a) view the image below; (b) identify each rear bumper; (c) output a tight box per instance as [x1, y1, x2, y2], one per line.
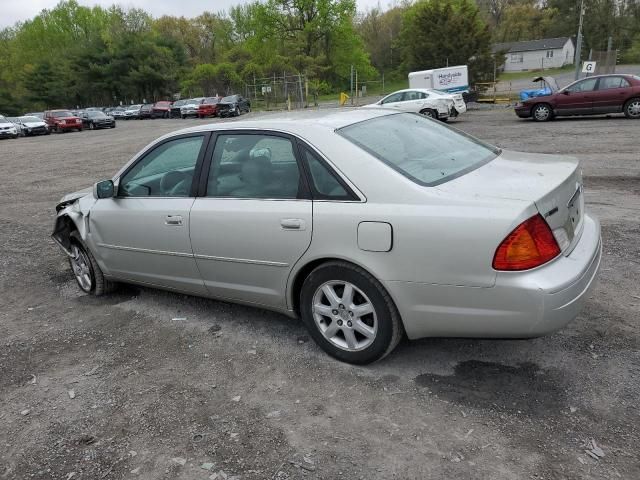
[385, 214, 602, 339]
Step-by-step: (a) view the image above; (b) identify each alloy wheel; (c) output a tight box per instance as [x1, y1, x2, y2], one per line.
[312, 280, 378, 352]
[70, 244, 92, 292]
[534, 104, 551, 121]
[627, 100, 640, 118]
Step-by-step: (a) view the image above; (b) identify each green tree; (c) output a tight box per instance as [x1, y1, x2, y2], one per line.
[399, 0, 495, 84]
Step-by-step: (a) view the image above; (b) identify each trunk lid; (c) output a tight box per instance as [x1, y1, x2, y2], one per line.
[438, 150, 584, 253]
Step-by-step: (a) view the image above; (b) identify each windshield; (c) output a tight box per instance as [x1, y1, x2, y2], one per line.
[127, 105, 141, 110]
[173, 100, 187, 107]
[19, 116, 42, 122]
[52, 111, 74, 117]
[204, 97, 220, 104]
[338, 113, 500, 186]
[221, 96, 237, 102]
[0, 115, 7, 123]
[89, 111, 107, 118]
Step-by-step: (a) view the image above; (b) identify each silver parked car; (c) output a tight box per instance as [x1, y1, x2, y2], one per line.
[52, 110, 601, 364]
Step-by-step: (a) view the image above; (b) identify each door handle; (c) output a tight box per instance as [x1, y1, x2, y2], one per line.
[165, 215, 183, 226]
[280, 218, 304, 230]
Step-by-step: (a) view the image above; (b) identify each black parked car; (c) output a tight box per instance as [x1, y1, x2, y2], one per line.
[139, 104, 154, 119]
[217, 95, 251, 117]
[81, 111, 116, 129]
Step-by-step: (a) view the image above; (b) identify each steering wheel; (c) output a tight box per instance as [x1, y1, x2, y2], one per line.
[160, 171, 193, 196]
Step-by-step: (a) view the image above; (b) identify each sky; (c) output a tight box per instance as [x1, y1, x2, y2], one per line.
[1, 0, 391, 28]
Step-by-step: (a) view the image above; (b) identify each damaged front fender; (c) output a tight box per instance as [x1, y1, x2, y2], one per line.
[51, 190, 96, 256]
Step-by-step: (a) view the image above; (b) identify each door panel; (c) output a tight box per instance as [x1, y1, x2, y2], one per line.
[555, 78, 598, 115]
[88, 133, 208, 293]
[89, 197, 206, 293]
[190, 199, 312, 306]
[190, 132, 312, 308]
[593, 76, 630, 113]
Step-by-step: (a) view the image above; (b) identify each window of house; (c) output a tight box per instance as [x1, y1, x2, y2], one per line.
[546, 50, 554, 58]
[510, 53, 523, 63]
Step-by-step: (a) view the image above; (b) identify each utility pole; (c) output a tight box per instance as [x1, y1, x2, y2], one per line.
[574, 0, 585, 80]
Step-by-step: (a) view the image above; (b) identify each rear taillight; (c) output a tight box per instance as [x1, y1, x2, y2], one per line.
[493, 214, 561, 271]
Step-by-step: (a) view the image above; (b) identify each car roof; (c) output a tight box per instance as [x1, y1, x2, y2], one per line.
[387, 88, 440, 94]
[170, 108, 395, 137]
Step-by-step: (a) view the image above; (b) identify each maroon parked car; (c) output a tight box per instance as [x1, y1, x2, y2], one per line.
[43, 110, 83, 132]
[151, 101, 172, 118]
[515, 74, 640, 121]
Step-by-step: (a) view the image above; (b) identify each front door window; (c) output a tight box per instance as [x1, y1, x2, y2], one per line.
[119, 135, 204, 197]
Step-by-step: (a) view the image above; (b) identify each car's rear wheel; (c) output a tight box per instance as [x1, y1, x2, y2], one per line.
[300, 261, 404, 364]
[532, 103, 553, 122]
[420, 108, 437, 119]
[623, 97, 640, 119]
[69, 232, 115, 296]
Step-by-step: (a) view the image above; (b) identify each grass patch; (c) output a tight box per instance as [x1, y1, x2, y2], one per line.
[498, 65, 574, 82]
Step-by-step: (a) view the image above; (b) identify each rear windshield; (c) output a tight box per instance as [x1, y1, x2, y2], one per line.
[338, 113, 499, 186]
[204, 97, 220, 104]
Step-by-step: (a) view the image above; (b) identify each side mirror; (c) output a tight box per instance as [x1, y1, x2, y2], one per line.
[94, 180, 114, 199]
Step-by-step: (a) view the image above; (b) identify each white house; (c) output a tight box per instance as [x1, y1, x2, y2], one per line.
[493, 37, 575, 72]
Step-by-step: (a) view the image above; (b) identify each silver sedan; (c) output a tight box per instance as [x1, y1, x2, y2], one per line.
[52, 110, 601, 364]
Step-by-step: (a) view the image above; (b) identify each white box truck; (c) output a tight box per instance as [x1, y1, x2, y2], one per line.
[408, 65, 469, 94]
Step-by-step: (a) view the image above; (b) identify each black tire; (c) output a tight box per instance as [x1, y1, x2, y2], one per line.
[89, 122, 94, 130]
[300, 261, 404, 364]
[111, 123, 116, 128]
[235, 106, 240, 116]
[532, 103, 554, 122]
[181, 114, 186, 119]
[420, 108, 437, 119]
[623, 97, 640, 119]
[69, 232, 116, 296]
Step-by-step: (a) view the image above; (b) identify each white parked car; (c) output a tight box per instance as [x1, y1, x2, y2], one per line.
[363, 88, 458, 121]
[180, 98, 206, 118]
[13, 115, 50, 136]
[124, 105, 142, 119]
[423, 89, 467, 116]
[0, 115, 19, 139]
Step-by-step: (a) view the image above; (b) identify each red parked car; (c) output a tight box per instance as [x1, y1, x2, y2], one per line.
[197, 97, 222, 118]
[44, 110, 83, 132]
[515, 74, 640, 121]
[151, 101, 172, 118]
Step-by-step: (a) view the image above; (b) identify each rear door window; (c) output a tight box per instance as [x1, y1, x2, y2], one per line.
[598, 76, 630, 90]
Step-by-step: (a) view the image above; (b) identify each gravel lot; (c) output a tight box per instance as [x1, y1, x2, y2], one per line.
[1, 109, 638, 480]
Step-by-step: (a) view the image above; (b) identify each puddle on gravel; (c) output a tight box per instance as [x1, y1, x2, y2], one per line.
[415, 360, 566, 416]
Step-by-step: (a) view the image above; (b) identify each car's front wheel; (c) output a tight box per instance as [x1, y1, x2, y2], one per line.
[69, 232, 115, 296]
[532, 103, 553, 122]
[623, 97, 640, 119]
[300, 261, 404, 364]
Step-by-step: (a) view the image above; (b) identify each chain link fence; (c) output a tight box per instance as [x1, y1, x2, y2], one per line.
[243, 74, 308, 110]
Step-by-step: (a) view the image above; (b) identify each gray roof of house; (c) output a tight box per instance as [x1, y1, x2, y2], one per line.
[492, 37, 573, 54]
